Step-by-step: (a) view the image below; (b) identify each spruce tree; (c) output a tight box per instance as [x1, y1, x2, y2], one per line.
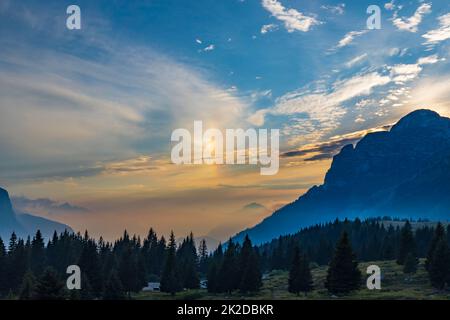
[325, 232, 361, 295]
[103, 271, 125, 300]
[429, 239, 450, 290]
[30, 230, 46, 275]
[218, 239, 240, 293]
[425, 223, 446, 271]
[239, 236, 262, 293]
[198, 239, 209, 275]
[288, 247, 313, 296]
[403, 252, 418, 274]
[34, 267, 66, 300]
[160, 231, 181, 295]
[397, 221, 416, 265]
[0, 237, 6, 296]
[19, 271, 36, 300]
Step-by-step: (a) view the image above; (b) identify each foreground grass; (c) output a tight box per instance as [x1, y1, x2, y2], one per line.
[134, 259, 450, 300]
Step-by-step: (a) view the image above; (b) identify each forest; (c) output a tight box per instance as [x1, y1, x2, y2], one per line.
[0, 217, 450, 299]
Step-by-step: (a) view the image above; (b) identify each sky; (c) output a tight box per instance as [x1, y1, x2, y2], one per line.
[1, 0, 450, 243]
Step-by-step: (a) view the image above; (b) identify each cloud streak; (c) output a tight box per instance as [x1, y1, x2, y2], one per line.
[261, 0, 321, 33]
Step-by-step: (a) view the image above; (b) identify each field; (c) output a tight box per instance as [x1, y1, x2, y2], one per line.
[134, 259, 450, 300]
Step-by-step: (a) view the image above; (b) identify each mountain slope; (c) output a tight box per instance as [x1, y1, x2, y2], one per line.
[234, 109, 450, 244]
[0, 187, 73, 240]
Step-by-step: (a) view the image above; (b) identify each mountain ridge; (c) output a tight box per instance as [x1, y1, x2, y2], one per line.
[0, 187, 73, 240]
[234, 109, 450, 245]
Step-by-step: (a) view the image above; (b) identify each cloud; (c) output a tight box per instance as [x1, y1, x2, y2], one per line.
[203, 44, 215, 51]
[388, 54, 443, 84]
[12, 196, 89, 215]
[422, 13, 450, 45]
[261, 23, 278, 34]
[384, 1, 396, 11]
[334, 30, 368, 49]
[249, 72, 391, 143]
[103, 156, 160, 175]
[392, 3, 432, 32]
[320, 4, 345, 15]
[345, 53, 368, 68]
[261, 0, 321, 33]
[242, 202, 268, 211]
[0, 41, 248, 181]
[281, 125, 392, 161]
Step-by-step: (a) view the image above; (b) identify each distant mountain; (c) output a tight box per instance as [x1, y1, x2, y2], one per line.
[234, 109, 450, 244]
[0, 187, 73, 240]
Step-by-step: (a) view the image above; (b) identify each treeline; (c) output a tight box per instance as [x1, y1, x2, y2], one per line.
[1, 217, 450, 299]
[0, 229, 206, 299]
[257, 217, 450, 270]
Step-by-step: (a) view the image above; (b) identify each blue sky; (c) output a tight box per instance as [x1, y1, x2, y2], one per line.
[1, 0, 450, 240]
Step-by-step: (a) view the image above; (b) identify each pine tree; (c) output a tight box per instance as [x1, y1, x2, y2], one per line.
[288, 247, 313, 296]
[198, 239, 209, 275]
[0, 237, 7, 296]
[403, 252, 418, 274]
[19, 271, 36, 300]
[325, 232, 361, 295]
[103, 271, 125, 300]
[397, 221, 416, 265]
[217, 239, 240, 293]
[428, 239, 450, 290]
[30, 230, 46, 275]
[160, 231, 181, 295]
[78, 238, 103, 297]
[207, 244, 223, 293]
[177, 233, 200, 289]
[34, 267, 66, 300]
[425, 223, 446, 271]
[239, 236, 262, 293]
[118, 245, 140, 295]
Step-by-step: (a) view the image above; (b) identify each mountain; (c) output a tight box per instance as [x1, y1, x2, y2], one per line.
[234, 109, 450, 245]
[0, 187, 73, 240]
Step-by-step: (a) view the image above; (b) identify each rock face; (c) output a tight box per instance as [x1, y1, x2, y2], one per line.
[234, 109, 450, 245]
[0, 187, 73, 240]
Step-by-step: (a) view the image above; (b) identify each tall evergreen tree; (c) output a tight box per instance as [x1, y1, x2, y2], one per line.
[288, 247, 313, 296]
[34, 267, 66, 300]
[403, 252, 418, 274]
[198, 239, 209, 275]
[0, 237, 7, 296]
[160, 231, 181, 295]
[428, 239, 450, 290]
[30, 230, 46, 275]
[325, 232, 361, 295]
[425, 223, 446, 271]
[239, 235, 262, 293]
[19, 271, 36, 300]
[217, 239, 240, 293]
[103, 271, 125, 300]
[397, 221, 416, 265]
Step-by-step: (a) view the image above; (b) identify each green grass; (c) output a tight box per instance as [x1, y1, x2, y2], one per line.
[134, 259, 450, 300]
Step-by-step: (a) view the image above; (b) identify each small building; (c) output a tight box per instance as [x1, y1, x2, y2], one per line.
[142, 282, 160, 292]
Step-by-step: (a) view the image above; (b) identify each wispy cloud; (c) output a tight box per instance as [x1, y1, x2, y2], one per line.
[345, 53, 368, 68]
[203, 44, 215, 51]
[422, 13, 450, 45]
[261, 23, 278, 34]
[334, 30, 368, 49]
[261, 0, 321, 33]
[392, 3, 432, 32]
[12, 196, 89, 215]
[320, 4, 345, 15]
[248, 71, 391, 143]
[281, 125, 392, 161]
